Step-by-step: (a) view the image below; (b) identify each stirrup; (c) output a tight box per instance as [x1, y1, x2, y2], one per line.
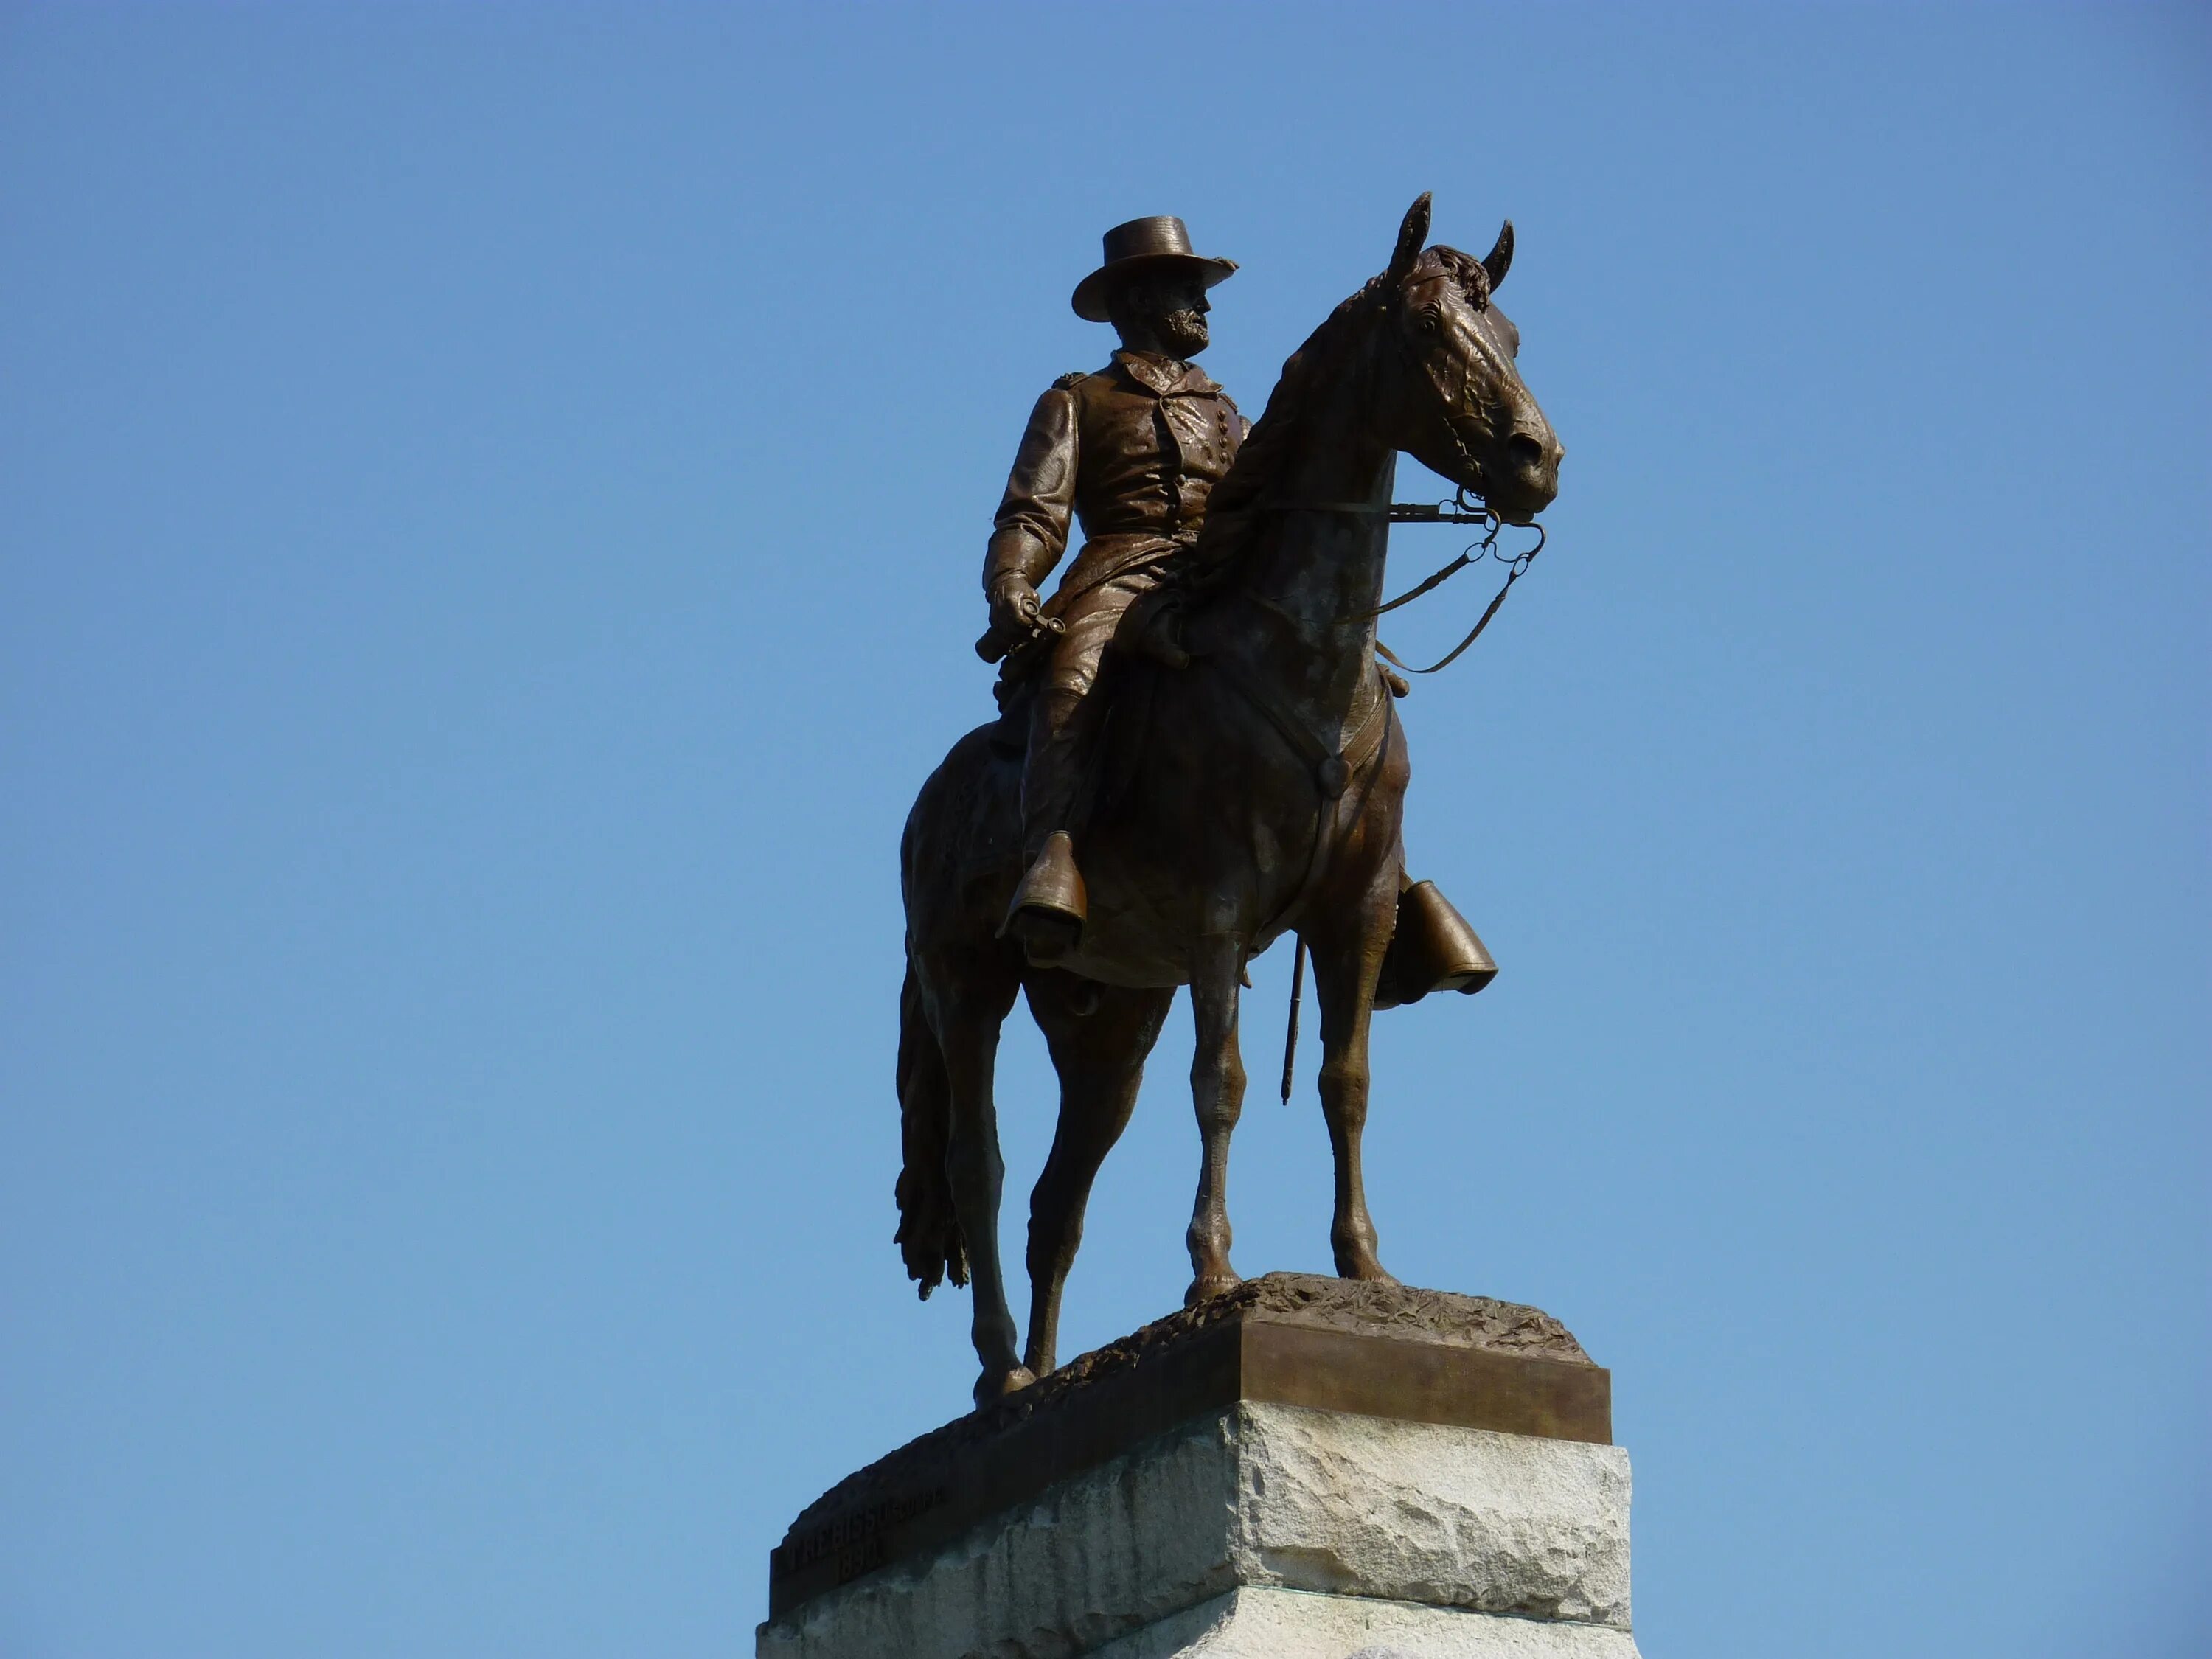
[1001, 831, 1088, 956]
[1374, 879, 1497, 1009]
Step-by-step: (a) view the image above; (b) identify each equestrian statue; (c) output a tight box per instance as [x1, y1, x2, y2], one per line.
[897, 195, 1562, 1405]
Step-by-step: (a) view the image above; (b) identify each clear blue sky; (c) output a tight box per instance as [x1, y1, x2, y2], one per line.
[2, 5, 2205, 1656]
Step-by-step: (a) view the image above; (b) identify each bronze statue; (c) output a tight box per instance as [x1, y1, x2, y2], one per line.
[899, 196, 1562, 1405]
[986, 216, 1248, 965]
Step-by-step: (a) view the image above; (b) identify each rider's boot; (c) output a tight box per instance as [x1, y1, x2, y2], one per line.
[1006, 832, 1087, 966]
[1374, 876, 1498, 1009]
[1003, 689, 1093, 967]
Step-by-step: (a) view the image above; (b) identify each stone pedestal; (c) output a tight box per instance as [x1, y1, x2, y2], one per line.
[757, 1276, 1640, 1658]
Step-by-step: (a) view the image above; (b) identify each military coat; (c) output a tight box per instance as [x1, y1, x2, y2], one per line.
[984, 350, 1248, 612]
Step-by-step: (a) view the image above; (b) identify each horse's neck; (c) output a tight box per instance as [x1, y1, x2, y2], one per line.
[1224, 397, 1393, 735]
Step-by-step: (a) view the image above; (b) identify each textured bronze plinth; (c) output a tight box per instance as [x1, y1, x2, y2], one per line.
[768, 1274, 1610, 1618]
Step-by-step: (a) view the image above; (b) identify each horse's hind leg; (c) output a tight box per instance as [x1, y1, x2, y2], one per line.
[923, 950, 1032, 1405]
[1185, 933, 1249, 1305]
[1304, 883, 1401, 1283]
[1022, 975, 1173, 1376]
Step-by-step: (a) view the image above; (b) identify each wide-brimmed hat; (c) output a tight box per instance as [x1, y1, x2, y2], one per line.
[1070, 216, 1238, 323]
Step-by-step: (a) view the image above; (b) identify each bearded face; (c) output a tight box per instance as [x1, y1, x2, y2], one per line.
[1154, 302, 1211, 358]
[1107, 271, 1212, 358]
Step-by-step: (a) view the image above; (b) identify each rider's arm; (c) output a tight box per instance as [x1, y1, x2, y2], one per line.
[983, 385, 1079, 606]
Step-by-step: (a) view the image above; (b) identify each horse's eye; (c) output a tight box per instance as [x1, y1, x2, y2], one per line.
[1417, 307, 1441, 335]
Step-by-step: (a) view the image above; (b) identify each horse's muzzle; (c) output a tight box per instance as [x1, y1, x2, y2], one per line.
[1485, 428, 1562, 525]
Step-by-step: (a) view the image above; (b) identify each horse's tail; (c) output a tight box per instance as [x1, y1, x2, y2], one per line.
[894, 956, 967, 1298]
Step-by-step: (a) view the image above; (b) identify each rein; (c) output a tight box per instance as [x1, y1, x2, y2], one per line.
[1264, 492, 1542, 1102]
[1245, 282, 1551, 1099]
[1267, 493, 1548, 676]
[1374, 515, 1545, 675]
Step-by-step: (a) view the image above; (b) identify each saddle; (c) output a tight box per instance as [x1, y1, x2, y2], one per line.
[984, 581, 1194, 757]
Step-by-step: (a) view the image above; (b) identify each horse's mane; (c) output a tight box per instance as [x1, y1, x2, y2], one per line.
[1189, 246, 1493, 589]
[1190, 278, 1384, 580]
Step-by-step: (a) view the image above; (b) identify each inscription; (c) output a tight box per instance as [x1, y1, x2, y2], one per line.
[771, 1484, 950, 1586]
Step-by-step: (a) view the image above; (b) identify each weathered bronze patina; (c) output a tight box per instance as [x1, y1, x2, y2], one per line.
[900, 196, 1563, 1404]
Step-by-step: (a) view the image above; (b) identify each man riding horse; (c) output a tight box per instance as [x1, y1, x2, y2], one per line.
[984, 214, 1487, 997]
[905, 194, 1559, 1400]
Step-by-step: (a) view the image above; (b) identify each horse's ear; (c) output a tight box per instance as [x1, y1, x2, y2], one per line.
[1385, 192, 1432, 283]
[1481, 220, 1514, 293]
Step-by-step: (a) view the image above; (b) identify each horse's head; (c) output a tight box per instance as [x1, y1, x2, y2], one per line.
[1370, 193, 1562, 525]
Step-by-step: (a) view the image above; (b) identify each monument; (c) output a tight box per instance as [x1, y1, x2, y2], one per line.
[757, 196, 1639, 1657]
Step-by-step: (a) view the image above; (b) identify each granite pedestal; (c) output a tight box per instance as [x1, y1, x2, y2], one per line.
[757, 1275, 1640, 1658]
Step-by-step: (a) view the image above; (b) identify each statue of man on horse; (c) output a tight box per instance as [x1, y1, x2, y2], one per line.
[983, 214, 1489, 990]
[901, 196, 1563, 1405]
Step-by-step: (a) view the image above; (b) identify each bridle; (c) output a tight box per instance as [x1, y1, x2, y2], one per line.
[1269, 488, 1548, 678]
[1369, 503, 1546, 676]
[1244, 279, 1553, 1099]
[1263, 279, 1551, 676]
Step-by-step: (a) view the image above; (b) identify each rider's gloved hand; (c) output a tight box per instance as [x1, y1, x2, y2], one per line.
[988, 575, 1043, 640]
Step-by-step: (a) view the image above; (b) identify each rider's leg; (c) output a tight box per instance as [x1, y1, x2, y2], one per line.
[1019, 685, 1094, 866]
[1004, 585, 1128, 962]
[1004, 686, 1099, 964]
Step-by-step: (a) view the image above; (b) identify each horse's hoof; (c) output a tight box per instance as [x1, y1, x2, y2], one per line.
[973, 1365, 1037, 1408]
[1334, 1257, 1399, 1286]
[1183, 1271, 1242, 1308]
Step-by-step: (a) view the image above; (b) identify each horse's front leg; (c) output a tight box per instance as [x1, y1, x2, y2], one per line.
[1305, 878, 1401, 1283]
[1184, 933, 1248, 1305]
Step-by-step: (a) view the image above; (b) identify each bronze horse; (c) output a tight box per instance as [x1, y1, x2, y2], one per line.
[897, 195, 1562, 1405]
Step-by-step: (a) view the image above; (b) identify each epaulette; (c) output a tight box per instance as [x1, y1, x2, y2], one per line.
[1052, 370, 1088, 390]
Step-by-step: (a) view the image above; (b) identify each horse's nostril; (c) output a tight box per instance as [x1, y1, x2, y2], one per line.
[1508, 433, 1545, 470]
